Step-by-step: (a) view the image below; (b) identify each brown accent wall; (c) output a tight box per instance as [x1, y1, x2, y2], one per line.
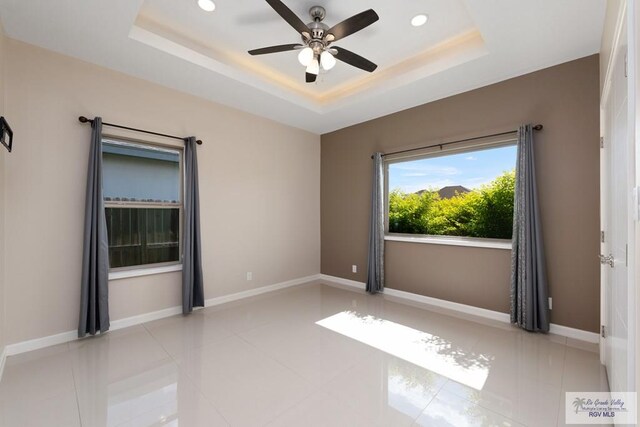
[321, 55, 600, 333]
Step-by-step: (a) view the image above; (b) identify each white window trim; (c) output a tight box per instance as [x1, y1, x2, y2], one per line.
[109, 263, 183, 281]
[384, 234, 512, 250]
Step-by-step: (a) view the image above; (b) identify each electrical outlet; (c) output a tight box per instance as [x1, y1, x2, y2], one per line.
[352, 265, 357, 273]
[246, 272, 252, 281]
[548, 297, 552, 310]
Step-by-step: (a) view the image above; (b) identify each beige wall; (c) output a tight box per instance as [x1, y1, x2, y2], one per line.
[0, 24, 6, 353]
[321, 55, 601, 333]
[2, 39, 320, 345]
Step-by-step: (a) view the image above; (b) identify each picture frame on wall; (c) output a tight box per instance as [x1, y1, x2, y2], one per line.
[0, 116, 12, 153]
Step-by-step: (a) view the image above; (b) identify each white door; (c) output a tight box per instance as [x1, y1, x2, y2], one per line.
[602, 19, 631, 396]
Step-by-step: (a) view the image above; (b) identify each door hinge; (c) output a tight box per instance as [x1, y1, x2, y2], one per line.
[600, 137, 604, 148]
[601, 231, 605, 243]
[601, 325, 606, 338]
[625, 53, 628, 78]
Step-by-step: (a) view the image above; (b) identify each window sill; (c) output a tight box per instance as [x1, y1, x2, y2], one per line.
[109, 264, 183, 281]
[384, 235, 512, 250]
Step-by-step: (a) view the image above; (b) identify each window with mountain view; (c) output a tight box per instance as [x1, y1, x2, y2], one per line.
[386, 143, 517, 240]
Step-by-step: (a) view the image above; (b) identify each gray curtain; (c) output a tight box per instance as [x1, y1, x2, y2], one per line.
[511, 124, 550, 332]
[182, 137, 205, 313]
[366, 152, 385, 294]
[78, 117, 110, 337]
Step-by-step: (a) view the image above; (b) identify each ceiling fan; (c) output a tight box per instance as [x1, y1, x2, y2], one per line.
[248, 0, 379, 83]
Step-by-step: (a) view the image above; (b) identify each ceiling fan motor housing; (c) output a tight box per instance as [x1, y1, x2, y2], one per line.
[307, 21, 328, 41]
[307, 6, 329, 41]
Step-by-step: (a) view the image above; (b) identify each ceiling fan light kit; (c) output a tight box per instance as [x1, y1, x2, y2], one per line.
[306, 57, 320, 75]
[248, 0, 379, 83]
[320, 50, 336, 70]
[297, 47, 314, 66]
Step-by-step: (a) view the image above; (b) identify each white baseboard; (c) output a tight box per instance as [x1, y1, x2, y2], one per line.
[0, 347, 6, 381]
[5, 330, 78, 357]
[384, 286, 512, 324]
[204, 274, 321, 308]
[110, 305, 183, 331]
[548, 323, 600, 344]
[318, 274, 366, 291]
[2, 274, 322, 361]
[318, 274, 600, 344]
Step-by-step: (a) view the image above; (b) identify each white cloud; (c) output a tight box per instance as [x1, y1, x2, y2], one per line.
[465, 156, 477, 161]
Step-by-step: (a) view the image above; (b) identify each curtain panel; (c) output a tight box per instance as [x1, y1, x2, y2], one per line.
[510, 124, 550, 332]
[366, 152, 385, 294]
[182, 136, 205, 313]
[78, 117, 110, 337]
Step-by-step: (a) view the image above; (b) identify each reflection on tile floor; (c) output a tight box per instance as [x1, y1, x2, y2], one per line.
[0, 282, 609, 426]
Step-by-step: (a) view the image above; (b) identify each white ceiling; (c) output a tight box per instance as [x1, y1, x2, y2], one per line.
[0, 0, 605, 134]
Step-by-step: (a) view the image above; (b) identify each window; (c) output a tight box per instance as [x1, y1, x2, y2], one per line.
[102, 139, 182, 269]
[386, 142, 517, 240]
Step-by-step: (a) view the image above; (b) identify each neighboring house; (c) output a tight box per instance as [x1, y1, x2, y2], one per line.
[415, 185, 471, 199]
[438, 185, 470, 199]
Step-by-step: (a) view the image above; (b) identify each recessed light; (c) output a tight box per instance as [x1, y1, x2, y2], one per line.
[197, 0, 216, 12]
[411, 14, 428, 27]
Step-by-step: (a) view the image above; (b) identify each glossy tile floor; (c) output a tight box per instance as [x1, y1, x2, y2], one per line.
[0, 282, 609, 427]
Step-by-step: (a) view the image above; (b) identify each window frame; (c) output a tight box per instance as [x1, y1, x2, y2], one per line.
[383, 137, 517, 250]
[102, 136, 184, 273]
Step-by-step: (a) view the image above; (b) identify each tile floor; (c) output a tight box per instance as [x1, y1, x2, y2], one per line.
[0, 282, 609, 426]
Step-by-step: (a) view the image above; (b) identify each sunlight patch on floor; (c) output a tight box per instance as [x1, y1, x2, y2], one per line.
[316, 311, 491, 390]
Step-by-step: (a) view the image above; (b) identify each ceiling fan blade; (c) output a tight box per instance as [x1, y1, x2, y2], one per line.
[265, 0, 310, 36]
[248, 44, 303, 55]
[333, 46, 377, 72]
[326, 9, 379, 42]
[306, 72, 317, 83]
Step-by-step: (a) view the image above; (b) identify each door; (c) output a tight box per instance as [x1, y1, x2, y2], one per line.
[602, 19, 631, 396]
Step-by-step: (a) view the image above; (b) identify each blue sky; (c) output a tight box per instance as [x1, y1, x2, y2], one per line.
[388, 145, 517, 193]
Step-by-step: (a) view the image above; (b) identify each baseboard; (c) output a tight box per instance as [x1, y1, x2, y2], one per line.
[318, 274, 366, 291]
[318, 274, 600, 344]
[110, 305, 183, 331]
[383, 286, 512, 324]
[0, 346, 6, 381]
[204, 274, 321, 308]
[4, 330, 78, 357]
[2, 274, 322, 361]
[548, 323, 600, 344]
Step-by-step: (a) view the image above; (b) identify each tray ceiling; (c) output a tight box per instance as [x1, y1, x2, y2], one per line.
[0, 0, 605, 133]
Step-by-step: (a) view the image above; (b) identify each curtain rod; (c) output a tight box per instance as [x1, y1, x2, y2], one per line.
[371, 124, 543, 159]
[78, 116, 203, 145]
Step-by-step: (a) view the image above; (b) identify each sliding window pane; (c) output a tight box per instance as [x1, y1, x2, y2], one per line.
[103, 142, 180, 203]
[106, 207, 180, 268]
